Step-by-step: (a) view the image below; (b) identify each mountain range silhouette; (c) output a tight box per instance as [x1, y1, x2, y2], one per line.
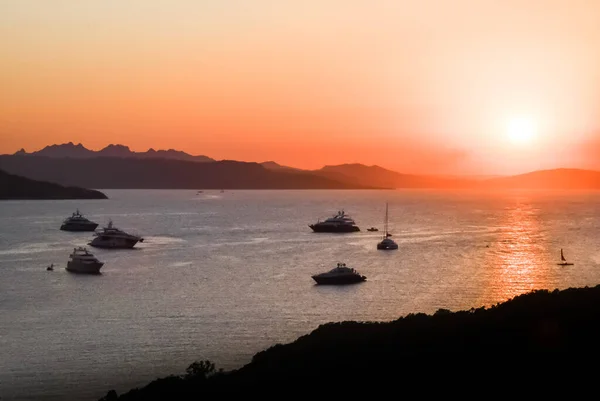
[4, 143, 600, 190]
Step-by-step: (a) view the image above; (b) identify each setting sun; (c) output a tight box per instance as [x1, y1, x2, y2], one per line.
[506, 117, 537, 145]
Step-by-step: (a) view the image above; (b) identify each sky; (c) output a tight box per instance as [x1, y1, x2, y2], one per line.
[1, 0, 600, 175]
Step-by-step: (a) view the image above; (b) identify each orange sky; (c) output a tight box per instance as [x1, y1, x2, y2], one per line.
[1, 0, 600, 175]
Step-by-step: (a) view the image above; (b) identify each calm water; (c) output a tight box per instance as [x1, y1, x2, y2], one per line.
[1, 189, 600, 400]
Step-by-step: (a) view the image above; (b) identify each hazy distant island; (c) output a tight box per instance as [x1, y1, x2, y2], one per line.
[0, 169, 107, 200]
[4, 143, 600, 190]
[99, 284, 600, 399]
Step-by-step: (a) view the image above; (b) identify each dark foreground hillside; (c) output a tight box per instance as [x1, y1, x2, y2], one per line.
[100, 285, 600, 399]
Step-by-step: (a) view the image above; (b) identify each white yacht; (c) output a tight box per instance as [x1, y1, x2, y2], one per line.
[309, 210, 360, 233]
[89, 220, 144, 249]
[60, 209, 98, 232]
[66, 247, 104, 274]
[312, 263, 366, 285]
[377, 202, 398, 250]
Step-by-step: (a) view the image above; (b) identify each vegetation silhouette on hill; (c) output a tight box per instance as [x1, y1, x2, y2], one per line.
[100, 284, 600, 399]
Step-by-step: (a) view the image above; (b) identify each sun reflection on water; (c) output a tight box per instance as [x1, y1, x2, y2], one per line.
[482, 197, 552, 304]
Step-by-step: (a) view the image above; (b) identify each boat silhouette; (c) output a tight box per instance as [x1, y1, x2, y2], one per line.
[557, 248, 574, 266]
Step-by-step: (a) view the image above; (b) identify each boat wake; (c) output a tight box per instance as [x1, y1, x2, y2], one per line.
[0, 242, 65, 256]
[170, 261, 193, 268]
[141, 236, 186, 246]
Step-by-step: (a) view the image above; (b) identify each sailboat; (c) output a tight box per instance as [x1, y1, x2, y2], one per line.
[377, 202, 398, 250]
[557, 248, 574, 266]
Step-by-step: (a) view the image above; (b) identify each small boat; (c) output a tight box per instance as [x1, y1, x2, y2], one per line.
[312, 263, 366, 285]
[557, 248, 574, 266]
[377, 202, 398, 250]
[367, 227, 379, 232]
[46, 263, 54, 271]
[60, 209, 99, 232]
[66, 247, 104, 274]
[309, 210, 361, 233]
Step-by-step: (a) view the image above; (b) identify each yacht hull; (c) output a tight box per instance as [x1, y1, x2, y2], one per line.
[60, 223, 98, 232]
[312, 275, 366, 285]
[89, 237, 140, 249]
[66, 261, 103, 274]
[309, 224, 360, 233]
[377, 243, 399, 250]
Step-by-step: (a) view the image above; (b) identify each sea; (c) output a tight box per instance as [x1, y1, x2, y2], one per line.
[1, 189, 600, 400]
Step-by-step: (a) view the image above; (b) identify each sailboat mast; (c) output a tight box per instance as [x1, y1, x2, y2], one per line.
[384, 202, 388, 238]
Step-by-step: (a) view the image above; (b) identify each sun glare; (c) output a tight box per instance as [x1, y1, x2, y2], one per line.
[506, 117, 537, 145]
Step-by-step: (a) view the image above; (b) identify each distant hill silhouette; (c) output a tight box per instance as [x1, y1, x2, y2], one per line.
[7, 143, 600, 190]
[13, 142, 215, 163]
[0, 156, 378, 189]
[482, 168, 600, 189]
[0, 169, 107, 200]
[259, 161, 302, 172]
[318, 165, 600, 190]
[315, 163, 476, 189]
